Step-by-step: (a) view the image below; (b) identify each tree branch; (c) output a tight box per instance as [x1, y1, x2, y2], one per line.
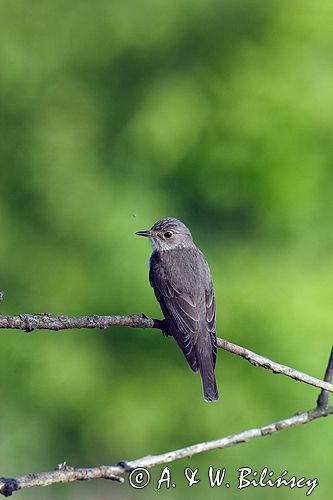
[216, 338, 333, 394]
[0, 404, 331, 496]
[0, 295, 332, 496]
[0, 465, 123, 497]
[0, 312, 332, 395]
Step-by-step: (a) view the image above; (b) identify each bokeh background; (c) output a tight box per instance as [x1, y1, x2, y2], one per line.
[0, 0, 332, 498]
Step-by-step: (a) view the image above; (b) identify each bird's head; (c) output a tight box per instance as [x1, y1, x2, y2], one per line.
[135, 217, 194, 251]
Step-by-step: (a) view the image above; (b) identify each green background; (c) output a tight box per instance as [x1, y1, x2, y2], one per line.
[0, 0, 332, 498]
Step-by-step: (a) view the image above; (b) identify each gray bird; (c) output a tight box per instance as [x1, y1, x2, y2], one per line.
[135, 217, 219, 402]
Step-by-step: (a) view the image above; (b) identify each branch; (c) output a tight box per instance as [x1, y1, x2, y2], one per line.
[0, 312, 332, 395]
[0, 298, 332, 496]
[0, 404, 332, 496]
[216, 338, 333, 394]
[117, 408, 333, 471]
[0, 464, 124, 497]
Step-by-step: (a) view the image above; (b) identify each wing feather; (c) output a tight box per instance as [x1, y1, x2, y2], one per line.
[149, 249, 218, 372]
[149, 253, 202, 372]
[206, 285, 217, 367]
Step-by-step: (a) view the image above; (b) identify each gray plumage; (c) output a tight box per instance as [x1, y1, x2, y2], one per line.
[136, 217, 219, 402]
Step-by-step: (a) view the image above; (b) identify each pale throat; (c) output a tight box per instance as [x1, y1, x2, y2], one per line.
[149, 238, 173, 251]
[149, 237, 192, 252]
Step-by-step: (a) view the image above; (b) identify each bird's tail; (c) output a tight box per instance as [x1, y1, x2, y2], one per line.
[198, 351, 219, 402]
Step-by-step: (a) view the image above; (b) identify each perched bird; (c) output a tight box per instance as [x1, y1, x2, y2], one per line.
[135, 217, 218, 401]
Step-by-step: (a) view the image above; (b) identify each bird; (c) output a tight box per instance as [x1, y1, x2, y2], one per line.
[135, 217, 218, 401]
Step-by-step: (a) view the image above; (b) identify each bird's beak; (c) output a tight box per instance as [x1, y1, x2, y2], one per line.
[135, 230, 151, 237]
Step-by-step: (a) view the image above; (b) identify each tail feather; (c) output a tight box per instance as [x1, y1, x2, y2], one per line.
[198, 352, 219, 402]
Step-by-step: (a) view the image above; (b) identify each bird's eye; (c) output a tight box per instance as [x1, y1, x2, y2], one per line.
[164, 231, 173, 238]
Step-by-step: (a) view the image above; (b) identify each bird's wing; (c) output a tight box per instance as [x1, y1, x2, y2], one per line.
[206, 284, 217, 367]
[149, 259, 200, 372]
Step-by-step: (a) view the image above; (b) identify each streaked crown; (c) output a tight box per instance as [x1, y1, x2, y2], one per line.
[151, 217, 192, 237]
[135, 217, 194, 251]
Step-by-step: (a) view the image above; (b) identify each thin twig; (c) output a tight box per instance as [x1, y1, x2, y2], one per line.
[0, 297, 331, 495]
[316, 347, 333, 408]
[0, 464, 123, 497]
[120, 406, 333, 470]
[0, 312, 332, 395]
[0, 313, 158, 332]
[0, 404, 332, 496]
[217, 338, 333, 394]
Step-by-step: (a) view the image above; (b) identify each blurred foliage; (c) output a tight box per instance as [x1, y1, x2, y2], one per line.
[0, 0, 332, 499]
